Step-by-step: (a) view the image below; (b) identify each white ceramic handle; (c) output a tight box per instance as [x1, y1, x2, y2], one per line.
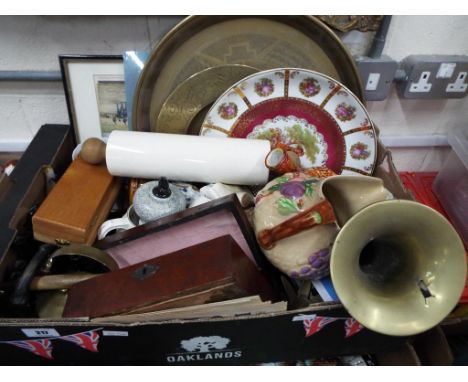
[97, 217, 134, 240]
[200, 183, 254, 207]
[189, 195, 212, 208]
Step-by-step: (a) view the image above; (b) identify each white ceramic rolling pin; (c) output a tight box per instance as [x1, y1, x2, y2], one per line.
[106, 131, 271, 185]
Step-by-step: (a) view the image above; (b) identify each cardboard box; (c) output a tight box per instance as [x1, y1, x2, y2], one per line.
[374, 327, 454, 366]
[0, 124, 413, 365]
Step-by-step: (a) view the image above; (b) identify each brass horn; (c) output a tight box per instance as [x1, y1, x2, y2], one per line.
[330, 199, 467, 336]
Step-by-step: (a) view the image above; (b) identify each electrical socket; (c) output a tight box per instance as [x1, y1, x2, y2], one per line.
[398, 55, 468, 99]
[446, 71, 468, 93]
[355, 55, 398, 101]
[409, 71, 432, 93]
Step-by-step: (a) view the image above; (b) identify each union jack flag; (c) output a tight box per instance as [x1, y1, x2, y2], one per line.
[303, 316, 339, 337]
[8, 339, 53, 360]
[60, 330, 100, 352]
[344, 318, 364, 338]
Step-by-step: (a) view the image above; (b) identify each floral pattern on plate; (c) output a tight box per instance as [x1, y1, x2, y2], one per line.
[342, 130, 376, 175]
[217, 102, 238, 120]
[254, 78, 274, 97]
[335, 102, 356, 122]
[349, 142, 371, 160]
[299, 77, 321, 97]
[247, 115, 328, 168]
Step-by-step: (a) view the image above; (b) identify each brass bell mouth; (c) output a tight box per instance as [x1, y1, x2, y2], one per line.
[331, 199, 467, 337]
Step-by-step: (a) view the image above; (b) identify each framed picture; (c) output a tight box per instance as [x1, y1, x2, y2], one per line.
[60, 55, 128, 143]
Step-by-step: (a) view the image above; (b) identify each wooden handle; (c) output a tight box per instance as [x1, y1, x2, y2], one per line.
[80, 138, 106, 165]
[257, 200, 336, 250]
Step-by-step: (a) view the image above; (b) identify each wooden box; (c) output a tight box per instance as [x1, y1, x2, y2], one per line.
[32, 156, 121, 245]
[96, 194, 271, 270]
[63, 235, 276, 318]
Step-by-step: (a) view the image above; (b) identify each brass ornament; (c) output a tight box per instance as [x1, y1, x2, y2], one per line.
[30, 273, 97, 291]
[156, 65, 259, 135]
[36, 290, 68, 319]
[330, 199, 467, 336]
[34, 245, 118, 318]
[42, 244, 119, 273]
[318, 16, 384, 33]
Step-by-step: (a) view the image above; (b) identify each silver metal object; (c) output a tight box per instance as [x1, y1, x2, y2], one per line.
[0, 70, 61, 82]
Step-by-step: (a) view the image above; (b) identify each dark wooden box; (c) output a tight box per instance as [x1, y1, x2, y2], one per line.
[64, 236, 276, 318]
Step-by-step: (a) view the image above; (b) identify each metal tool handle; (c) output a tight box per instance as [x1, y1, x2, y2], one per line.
[10, 244, 57, 306]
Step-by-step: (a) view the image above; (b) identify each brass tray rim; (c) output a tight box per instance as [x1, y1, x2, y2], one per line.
[132, 15, 364, 132]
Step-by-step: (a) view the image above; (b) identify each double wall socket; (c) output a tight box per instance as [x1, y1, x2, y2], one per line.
[398, 55, 468, 99]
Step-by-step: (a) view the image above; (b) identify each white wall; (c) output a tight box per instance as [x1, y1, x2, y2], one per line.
[0, 16, 182, 148]
[0, 15, 467, 171]
[0, 16, 183, 70]
[367, 16, 468, 171]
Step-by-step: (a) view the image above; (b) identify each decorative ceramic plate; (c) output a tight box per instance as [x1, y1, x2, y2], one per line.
[200, 68, 377, 176]
[133, 16, 364, 132]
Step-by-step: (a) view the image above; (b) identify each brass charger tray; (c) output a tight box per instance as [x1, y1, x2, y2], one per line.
[156, 64, 259, 135]
[133, 16, 364, 132]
